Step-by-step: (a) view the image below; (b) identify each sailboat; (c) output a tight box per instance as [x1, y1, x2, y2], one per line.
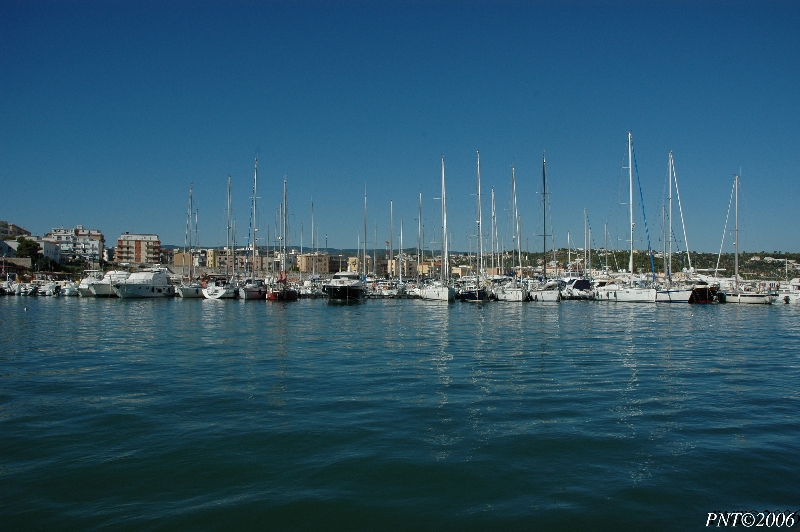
[240, 158, 268, 300]
[529, 153, 561, 302]
[725, 174, 776, 304]
[177, 183, 204, 298]
[495, 165, 528, 302]
[420, 156, 455, 302]
[461, 151, 490, 302]
[267, 175, 299, 301]
[595, 132, 656, 303]
[203, 175, 238, 299]
[655, 152, 693, 303]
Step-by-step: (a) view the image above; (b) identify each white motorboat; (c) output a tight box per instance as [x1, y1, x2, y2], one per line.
[77, 270, 104, 296]
[777, 278, 800, 304]
[324, 271, 365, 302]
[89, 270, 130, 297]
[60, 281, 79, 296]
[112, 268, 175, 298]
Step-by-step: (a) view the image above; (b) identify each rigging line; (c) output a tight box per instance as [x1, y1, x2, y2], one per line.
[715, 179, 736, 276]
[672, 159, 692, 270]
[632, 148, 657, 281]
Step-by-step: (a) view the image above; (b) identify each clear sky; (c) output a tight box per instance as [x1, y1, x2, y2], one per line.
[2, 1, 798, 254]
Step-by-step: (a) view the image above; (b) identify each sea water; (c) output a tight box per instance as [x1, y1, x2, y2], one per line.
[2, 297, 799, 530]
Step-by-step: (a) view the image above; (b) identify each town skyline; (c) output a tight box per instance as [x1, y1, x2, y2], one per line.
[2, 2, 798, 253]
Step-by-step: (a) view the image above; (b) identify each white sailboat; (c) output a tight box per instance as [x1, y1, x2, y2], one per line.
[596, 132, 656, 303]
[177, 183, 204, 298]
[495, 165, 528, 302]
[530, 153, 561, 302]
[725, 174, 776, 304]
[240, 158, 268, 300]
[421, 156, 455, 302]
[204, 175, 238, 299]
[656, 152, 693, 302]
[461, 151, 490, 302]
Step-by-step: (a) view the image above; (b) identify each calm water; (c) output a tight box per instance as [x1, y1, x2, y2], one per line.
[1, 296, 799, 530]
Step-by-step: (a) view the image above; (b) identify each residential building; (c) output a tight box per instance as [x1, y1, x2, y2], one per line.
[43, 225, 105, 263]
[1, 221, 31, 239]
[115, 233, 161, 265]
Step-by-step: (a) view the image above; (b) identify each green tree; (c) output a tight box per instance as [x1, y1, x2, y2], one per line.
[15, 237, 41, 260]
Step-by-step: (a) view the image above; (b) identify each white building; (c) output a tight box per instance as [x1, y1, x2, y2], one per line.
[43, 225, 105, 263]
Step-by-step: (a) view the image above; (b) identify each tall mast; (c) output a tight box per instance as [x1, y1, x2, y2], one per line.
[399, 217, 403, 283]
[226, 175, 232, 279]
[491, 187, 496, 274]
[184, 183, 193, 279]
[476, 151, 483, 281]
[282, 175, 287, 273]
[627, 132, 635, 274]
[363, 187, 367, 276]
[734, 174, 739, 290]
[390, 200, 394, 278]
[311, 199, 315, 275]
[511, 165, 522, 279]
[253, 158, 259, 270]
[441, 156, 448, 283]
[542, 153, 548, 278]
[668, 152, 673, 281]
[417, 192, 422, 281]
[194, 207, 199, 277]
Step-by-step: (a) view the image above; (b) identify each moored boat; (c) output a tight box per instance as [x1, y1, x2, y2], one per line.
[112, 268, 175, 298]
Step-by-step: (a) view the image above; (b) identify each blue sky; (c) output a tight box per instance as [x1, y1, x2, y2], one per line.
[2, 1, 798, 254]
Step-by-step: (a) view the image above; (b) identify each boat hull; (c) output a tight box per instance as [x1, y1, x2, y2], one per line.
[596, 287, 656, 302]
[460, 288, 489, 302]
[202, 286, 238, 299]
[656, 288, 693, 303]
[494, 286, 527, 302]
[420, 285, 455, 302]
[325, 285, 364, 301]
[267, 287, 299, 301]
[89, 283, 118, 298]
[530, 289, 561, 302]
[113, 284, 175, 298]
[239, 286, 268, 300]
[177, 285, 204, 298]
[727, 292, 775, 304]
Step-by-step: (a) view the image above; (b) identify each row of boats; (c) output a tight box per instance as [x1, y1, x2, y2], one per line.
[5, 268, 797, 305]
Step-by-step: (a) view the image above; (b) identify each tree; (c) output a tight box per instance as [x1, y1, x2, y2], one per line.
[15, 237, 41, 260]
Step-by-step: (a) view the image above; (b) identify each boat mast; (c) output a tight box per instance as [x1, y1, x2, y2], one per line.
[476, 151, 483, 283]
[491, 187, 496, 275]
[734, 173, 739, 291]
[282, 175, 287, 274]
[363, 187, 368, 277]
[184, 183, 193, 280]
[226, 175, 232, 279]
[628, 132, 635, 275]
[668, 152, 673, 282]
[417, 192, 422, 282]
[390, 200, 394, 279]
[512, 165, 522, 280]
[311, 199, 315, 276]
[253, 159, 258, 274]
[399, 217, 403, 283]
[441, 156, 448, 284]
[542, 153, 548, 279]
